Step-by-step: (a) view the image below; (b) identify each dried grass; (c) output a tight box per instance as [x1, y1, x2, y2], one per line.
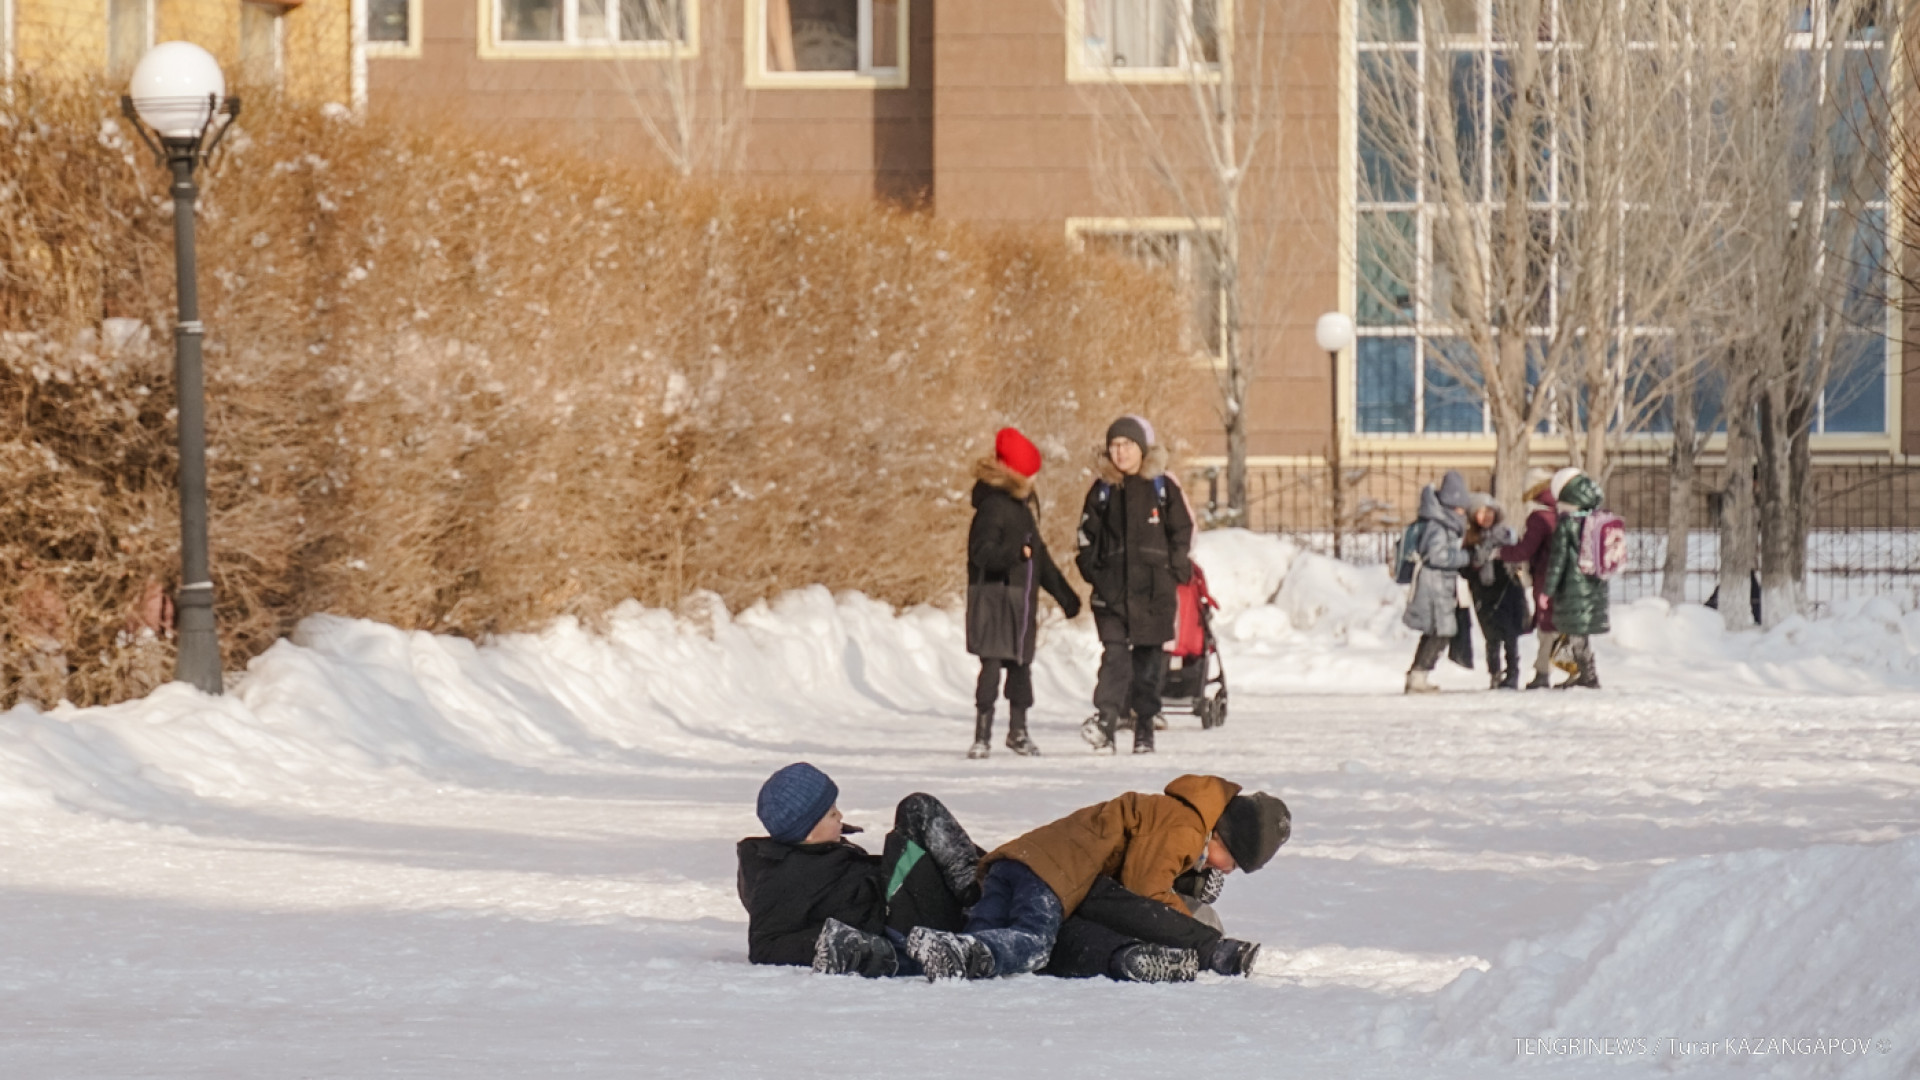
[1, 79, 1198, 707]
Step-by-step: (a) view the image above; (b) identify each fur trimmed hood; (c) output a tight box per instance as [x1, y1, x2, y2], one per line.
[1092, 443, 1170, 486]
[973, 457, 1035, 501]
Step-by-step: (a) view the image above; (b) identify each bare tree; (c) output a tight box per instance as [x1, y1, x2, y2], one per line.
[1061, 0, 1296, 525]
[605, 0, 752, 178]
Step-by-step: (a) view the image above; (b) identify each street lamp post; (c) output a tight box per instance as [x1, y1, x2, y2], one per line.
[122, 42, 240, 695]
[1315, 312, 1356, 560]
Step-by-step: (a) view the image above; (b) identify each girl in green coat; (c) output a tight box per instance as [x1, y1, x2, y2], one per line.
[1544, 469, 1609, 689]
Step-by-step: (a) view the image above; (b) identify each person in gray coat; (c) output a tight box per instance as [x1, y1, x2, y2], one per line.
[1402, 470, 1474, 694]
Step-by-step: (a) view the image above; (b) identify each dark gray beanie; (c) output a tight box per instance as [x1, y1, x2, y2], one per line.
[1105, 415, 1153, 452]
[757, 763, 839, 844]
[1214, 793, 1291, 873]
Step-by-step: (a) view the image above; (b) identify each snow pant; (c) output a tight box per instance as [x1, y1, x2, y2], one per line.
[1041, 875, 1223, 979]
[1094, 642, 1169, 724]
[964, 859, 1065, 977]
[974, 658, 1034, 711]
[879, 794, 986, 976]
[1410, 634, 1448, 673]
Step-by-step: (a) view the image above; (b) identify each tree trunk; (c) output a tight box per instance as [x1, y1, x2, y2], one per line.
[1787, 409, 1814, 613]
[1755, 385, 1797, 628]
[1717, 370, 1758, 631]
[1661, 371, 1698, 606]
[1489, 335, 1531, 504]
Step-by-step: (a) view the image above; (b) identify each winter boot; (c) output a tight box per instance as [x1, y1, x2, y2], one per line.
[1081, 710, 1117, 754]
[812, 918, 898, 978]
[1499, 668, 1521, 691]
[1131, 712, 1155, 754]
[1404, 670, 1439, 695]
[967, 709, 993, 759]
[906, 927, 995, 981]
[1526, 672, 1553, 690]
[1488, 669, 1505, 690]
[1111, 943, 1199, 984]
[1004, 707, 1040, 756]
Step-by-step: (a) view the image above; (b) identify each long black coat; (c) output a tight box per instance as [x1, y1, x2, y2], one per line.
[736, 837, 886, 967]
[1075, 451, 1195, 646]
[966, 460, 1079, 663]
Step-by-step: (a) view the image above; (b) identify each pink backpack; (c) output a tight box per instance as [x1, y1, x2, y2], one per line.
[1577, 511, 1627, 578]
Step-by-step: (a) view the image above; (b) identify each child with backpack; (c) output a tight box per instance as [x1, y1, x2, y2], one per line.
[1401, 470, 1475, 694]
[1074, 416, 1194, 754]
[1543, 467, 1619, 689]
[1464, 494, 1527, 690]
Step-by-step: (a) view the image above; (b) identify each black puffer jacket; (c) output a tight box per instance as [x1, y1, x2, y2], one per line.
[967, 459, 1080, 663]
[736, 838, 885, 967]
[1074, 448, 1194, 646]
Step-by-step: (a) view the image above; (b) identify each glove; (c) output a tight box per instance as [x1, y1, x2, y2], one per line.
[1200, 938, 1261, 977]
[1175, 867, 1227, 905]
[1060, 592, 1083, 620]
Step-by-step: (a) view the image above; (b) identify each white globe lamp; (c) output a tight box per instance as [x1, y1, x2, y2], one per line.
[1315, 311, 1355, 354]
[128, 42, 227, 141]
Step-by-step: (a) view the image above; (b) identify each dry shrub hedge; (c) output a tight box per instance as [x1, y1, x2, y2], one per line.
[0, 79, 1200, 708]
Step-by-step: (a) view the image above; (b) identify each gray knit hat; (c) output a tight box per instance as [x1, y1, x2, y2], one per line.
[1214, 793, 1291, 873]
[1105, 415, 1154, 452]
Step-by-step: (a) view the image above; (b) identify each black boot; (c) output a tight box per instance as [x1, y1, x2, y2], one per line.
[1005, 707, 1040, 756]
[968, 709, 992, 759]
[1081, 709, 1118, 754]
[1131, 711, 1155, 754]
[1111, 944, 1198, 983]
[812, 918, 898, 977]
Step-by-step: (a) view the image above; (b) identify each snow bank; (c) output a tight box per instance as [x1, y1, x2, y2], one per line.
[1415, 837, 1920, 1077]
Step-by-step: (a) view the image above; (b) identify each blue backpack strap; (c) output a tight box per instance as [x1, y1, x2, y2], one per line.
[1153, 475, 1168, 506]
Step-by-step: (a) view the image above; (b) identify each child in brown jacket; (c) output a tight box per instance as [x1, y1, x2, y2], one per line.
[904, 774, 1291, 981]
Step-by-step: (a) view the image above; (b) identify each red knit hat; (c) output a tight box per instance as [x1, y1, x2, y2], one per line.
[995, 427, 1043, 478]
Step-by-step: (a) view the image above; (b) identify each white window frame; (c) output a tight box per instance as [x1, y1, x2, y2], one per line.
[1066, 0, 1224, 84]
[478, 0, 698, 60]
[747, 0, 908, 90]
[1068, 217, 1228, 367]
[106, 0, 155, 79]
[365, 0, 425, 58]
[240, 1, 287, 90]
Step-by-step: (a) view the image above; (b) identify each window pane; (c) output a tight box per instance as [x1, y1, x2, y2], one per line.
[1191, 0, 1221, 65]
[1440, 0, 1478, 37]
[579, 0, 611, 41]
[240, 3, 280, 86]
[1843, 208, 1887, 331]
[502, 0, 562, 41]
[1357, 337, 1416, 433]
[1104, 0, 1178, 68]
[1824, 334, 1886, 433]
[871, 0, 900, 68]
[1783, 51, 1815, 202]
[1358, 211, 1415, 326]
[1359, 51, 1417, 202]
[1436, 52, 1485, 201]
[1359, 0, 1414, 42]
[368, 0, 410, 42]
[1834, 48, 1888, 201]
[108, 0, 149, 78]
[620, 0, 683, 41]
[1423, 338, 1484, 433]
[780, 0, 859, 71]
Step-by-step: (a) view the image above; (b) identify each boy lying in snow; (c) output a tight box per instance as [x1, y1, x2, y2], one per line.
[736, 764, 1223, 982]
[905, 774, 1289, 981]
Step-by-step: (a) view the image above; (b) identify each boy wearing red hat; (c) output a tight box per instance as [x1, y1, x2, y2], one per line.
[964, 427, 1082, 758]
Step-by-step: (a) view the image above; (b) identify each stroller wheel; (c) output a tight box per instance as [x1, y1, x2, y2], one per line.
[1209, 692, 1228, 729]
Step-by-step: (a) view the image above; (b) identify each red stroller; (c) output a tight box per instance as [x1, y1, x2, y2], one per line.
[1161, 562, 1229, 729]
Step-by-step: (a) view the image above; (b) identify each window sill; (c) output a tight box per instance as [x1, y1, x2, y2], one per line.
[366, 42, 423, 59]
[480, 41, 700, 60]
[746, 70, 909, 90]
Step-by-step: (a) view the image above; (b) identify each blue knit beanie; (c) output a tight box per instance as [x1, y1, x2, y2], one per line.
[756, 763, 839, 844]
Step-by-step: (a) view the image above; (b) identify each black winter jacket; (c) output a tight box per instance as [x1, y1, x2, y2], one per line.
[1075, 449, 1194, 646]
[966, 459, 1080, 663]
[736, 837, 885, 967]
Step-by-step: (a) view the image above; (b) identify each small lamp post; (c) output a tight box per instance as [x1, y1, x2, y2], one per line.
[1315, 312, 1355, 560]
[122, 43, 241, 695]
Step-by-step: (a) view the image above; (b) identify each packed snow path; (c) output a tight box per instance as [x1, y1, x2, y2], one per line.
[2, 538, 1917, 1078]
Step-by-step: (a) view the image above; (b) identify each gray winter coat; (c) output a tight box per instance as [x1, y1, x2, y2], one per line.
[1401, 473, 1473, 636]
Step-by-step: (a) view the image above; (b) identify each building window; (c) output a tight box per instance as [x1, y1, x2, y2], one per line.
[753, 0, 904, 85]
[481, 0, 692, 57]
[108, 0, 152, 79]
[1352, 0, 1892, 439]
[1071, 219, 1226, 362]
[1070, 0, 1219, 82]
[240, 2, 284, 89]
[367, 0, 423, 55]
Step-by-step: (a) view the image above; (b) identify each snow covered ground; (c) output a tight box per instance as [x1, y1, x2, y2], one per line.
[2, 531, 1917, 1078]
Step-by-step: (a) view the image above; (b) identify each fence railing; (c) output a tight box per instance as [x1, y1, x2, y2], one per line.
[1187, 454, 1920, 612]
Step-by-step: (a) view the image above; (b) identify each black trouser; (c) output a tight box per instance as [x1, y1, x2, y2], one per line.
[1041, 876, 1223, 979]
[1485, 632, 1519, 678]
[1410, 633, 1448, 673]
[1094, 642, 1168, 722]
[974, 658, 1034, 711]
[880, 794, 984, 939]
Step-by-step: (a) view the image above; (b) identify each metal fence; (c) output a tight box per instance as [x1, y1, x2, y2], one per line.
[1186, 454, 1920, 612]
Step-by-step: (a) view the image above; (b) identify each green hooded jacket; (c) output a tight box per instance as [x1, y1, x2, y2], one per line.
[1545, 473, 1611, 635]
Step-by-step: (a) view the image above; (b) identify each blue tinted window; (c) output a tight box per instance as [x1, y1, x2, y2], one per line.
[1361, 53, 1417, 202]
[1423, 339, 1484, 433]
[1357, 337, 1416, 433]
[1358, 211, 1415, 326]
[1824, 334, 1886, 433]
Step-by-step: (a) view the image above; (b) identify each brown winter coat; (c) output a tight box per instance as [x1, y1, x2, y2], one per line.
[981, 774, 1240, 916]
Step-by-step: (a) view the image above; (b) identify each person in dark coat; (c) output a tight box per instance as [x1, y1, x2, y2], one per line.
[1464, 494, 1526, 690]
[965, 427, 1081, 759]
[1544, 469, 1610, 689]
[1499, 472, 1561, 689]
[1074, 416, 1194, 754]
[1403, 470, 1474, 693]
[738, 763, 1227, 983]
